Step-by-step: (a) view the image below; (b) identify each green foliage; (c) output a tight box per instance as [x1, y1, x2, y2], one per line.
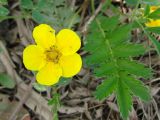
[33, 83, 47, 92]
[147, 8, 160, 19]
[56, 77, 72, 86]
[147, 35, 160, 55]
[94, 76, 117, 100]
[20, 0, 80, 30]
[84, 15, 152, 119]
[144, 5, 150, 16]
[0, 6, 9, 16]
[142, 0, 160, 5]
[146, 27, 160, 34]
[0, 0, 7, 5]
[125, 0, 160, 6]
[117, 79, 132, 119]
[20, 0, 33, 9]
[142, 26, 160, 55]
[48, 93, 61, 120]
[125, 0, 138, 6]
[0, 73, 15, 88]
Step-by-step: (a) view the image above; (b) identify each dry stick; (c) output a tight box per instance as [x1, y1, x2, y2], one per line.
[81, 2, 103, 33]
[8, 81, 33, 120]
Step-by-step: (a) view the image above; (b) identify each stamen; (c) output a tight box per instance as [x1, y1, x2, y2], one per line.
[45, 46, 62, 63]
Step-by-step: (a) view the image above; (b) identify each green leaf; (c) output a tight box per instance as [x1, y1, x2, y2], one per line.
[147, 34, 160, 55]
[144, 5, 150, 16]
[94, 77, 117, 100]
[148, 8, 160, 19]
[0, 73, 15, 88]
[36, 0, 47, 11]
[123, 76, 151, 101]
[125, 0, 138, 6]
[118, 60, 152, 78]
[94, 62, 117, 77]
[48, 93, 60, 120]
[33, 83, 47, 92]
[48, 93, 60, 106]
[20, 0, 33, 9]
[113, 43, 145, 57]
[97, 15, 119, 31]
[85, 46, 109, 65]
[142, 0, 160, 5]
[107, 24, 132, 47]
[56, 77, 72, 86]
[32, 10, 46, 23]
[0, 6, 9, 16]
[117, 80, 132, 119]
[85, 15, 152, 119]
[0, 0, 8, 5]
[146, 27, 160, 34]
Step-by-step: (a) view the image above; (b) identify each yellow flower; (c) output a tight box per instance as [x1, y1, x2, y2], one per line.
[146, 6, 160, 27]
[23, 24, 82, 85]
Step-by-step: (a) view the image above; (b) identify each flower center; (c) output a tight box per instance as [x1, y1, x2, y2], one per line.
[45, 46, 62, 63]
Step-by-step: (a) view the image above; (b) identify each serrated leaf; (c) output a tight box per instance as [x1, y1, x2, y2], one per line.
[107, 24, 132, 47]
[94, 62, 117, 77]
[117, 80, 132, 119]
[0, 73, 15, 88]
[20, 0, 33, 10]
[85, 15, 152, 119]
[95, 77, 117, 100]
[118, 60, 152, 78]
[97, 15, 119, 31]
[123, 76, 151, 101]
[0, 6, 9, 16]
[33, 83, 47, 92]
[113, 43, 145, 57]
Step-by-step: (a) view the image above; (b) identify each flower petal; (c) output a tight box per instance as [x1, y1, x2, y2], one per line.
[146, 19, 160, 27]
[36, 62, 62, 85]
[23, 45, 46, 71]
[33, 24, 56, 49]
[59, 53, 82, 77]
[56, 29, 81, 56]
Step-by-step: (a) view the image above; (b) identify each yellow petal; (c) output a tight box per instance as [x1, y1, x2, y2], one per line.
[33, 24, 56, 49]
[146, 19, 160, 27]
[59, 53, 82, 77]
[56, 29, 81, 56]
[23, 45, 46, 71]
[150, 6, 160, 13]
[36, 62, 62, 85]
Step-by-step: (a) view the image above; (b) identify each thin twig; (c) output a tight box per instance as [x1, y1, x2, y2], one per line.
[81, 2, 103, 33]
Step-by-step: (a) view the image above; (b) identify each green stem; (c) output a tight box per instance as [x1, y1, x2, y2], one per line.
[68, 7, 82, 29]
[0, 15, 30, 21]
[91, 0, 95, 14]
[96, 18, 119, 79]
